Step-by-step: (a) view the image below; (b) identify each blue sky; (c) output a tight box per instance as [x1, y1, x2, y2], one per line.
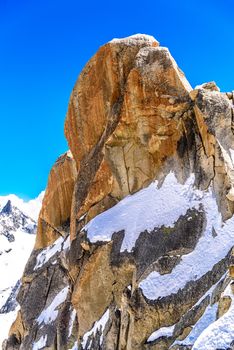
[0, 0, 234, 199]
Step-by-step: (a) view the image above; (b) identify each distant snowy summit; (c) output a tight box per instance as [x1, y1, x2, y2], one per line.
[0, 191, 43, 267]
[0, 192, 43, 347]
[0, 200, 37, 243]
[0, 191, 44, 221]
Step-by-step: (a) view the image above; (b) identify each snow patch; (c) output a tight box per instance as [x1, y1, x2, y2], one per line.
[147, 324, 175, 343]
[110, 34, 157, 44]
[34, 235, 69, 270]
[139, 179, 234, 300]
[37, 286, 69, 325]
[68, 308, 77, 337]
[32, 335, 47, 350]
[85, 173, 203, 252]
[176, 303, 218, 347]
[171, 275, 226, 347]
[63, 235, 71, 251]
[192, 284, 234, 349]
[82, 309, 109, 349]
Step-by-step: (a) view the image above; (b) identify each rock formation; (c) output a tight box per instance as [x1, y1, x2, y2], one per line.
[35, 150, 77, 249]
[3, 34, 234, 350]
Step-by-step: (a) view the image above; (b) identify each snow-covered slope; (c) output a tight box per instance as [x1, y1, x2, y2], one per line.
[83, 172, 234, 349]
[0, 194, 43, 347]
[192, 282, 234, 349]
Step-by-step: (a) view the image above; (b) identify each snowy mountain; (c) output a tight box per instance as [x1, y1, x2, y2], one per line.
[0, 194, 43, 347]
[3, 35, 234, 350]
[0, 192, 44, 221]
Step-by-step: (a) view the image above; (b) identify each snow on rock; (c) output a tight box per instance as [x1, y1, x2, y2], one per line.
[84, 173, 204, 252]
[32, 334, 47, 350]
[34, 235, 70, 270]
[192, 284, 234, 349]
[175, 304, 218, 347]
[37, 286, 69, 325]
[192, 273, 227, 311]
[63, 235, 71, 250]
[110, 34, 157, 45]
[68, 308, 77, 337]
[138, 176, 234, 300]
[82, 309, 110, 349]
[147, 324, 175, 343]
[168, 273, 226, 348]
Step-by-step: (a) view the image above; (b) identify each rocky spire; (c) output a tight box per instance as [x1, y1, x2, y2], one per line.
[1, 200, 12, 215]
[3, 35, 234, 350]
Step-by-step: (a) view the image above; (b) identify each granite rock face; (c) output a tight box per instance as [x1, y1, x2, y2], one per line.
[4, 34, 234, 350]
[35, 151, 77, 249]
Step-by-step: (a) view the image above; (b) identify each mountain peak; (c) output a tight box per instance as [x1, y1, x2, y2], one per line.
[3, 35, 234, 350]
[0, 192, 44, 221]
[1, 200, 12, 215]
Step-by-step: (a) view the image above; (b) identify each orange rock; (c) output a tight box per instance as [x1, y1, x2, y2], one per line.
[35, 151, 77, 248]
[77, 160, 113, 219]
[65, 36, 192, 236]
[193, 104, 215, 158]
[7, 35, 234, 350]
[7, 310, 24, 343]
[230, 265, 234, 278]
[106, 47, 192, 198]
[65, 35, 159, 169]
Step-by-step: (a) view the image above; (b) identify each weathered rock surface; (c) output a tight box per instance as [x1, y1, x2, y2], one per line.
[4, 34, 234, 350]
[35, 151, 77, 249]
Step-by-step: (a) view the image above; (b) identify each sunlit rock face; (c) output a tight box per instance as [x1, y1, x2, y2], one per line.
[4, 34, 234, 350]
[35, 150, 77, 249]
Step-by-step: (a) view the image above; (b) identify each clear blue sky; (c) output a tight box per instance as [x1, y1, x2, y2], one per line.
[1, 0, 234, 199]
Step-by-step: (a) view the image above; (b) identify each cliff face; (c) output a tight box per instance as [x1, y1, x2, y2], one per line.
[4, 34, 234, 350]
